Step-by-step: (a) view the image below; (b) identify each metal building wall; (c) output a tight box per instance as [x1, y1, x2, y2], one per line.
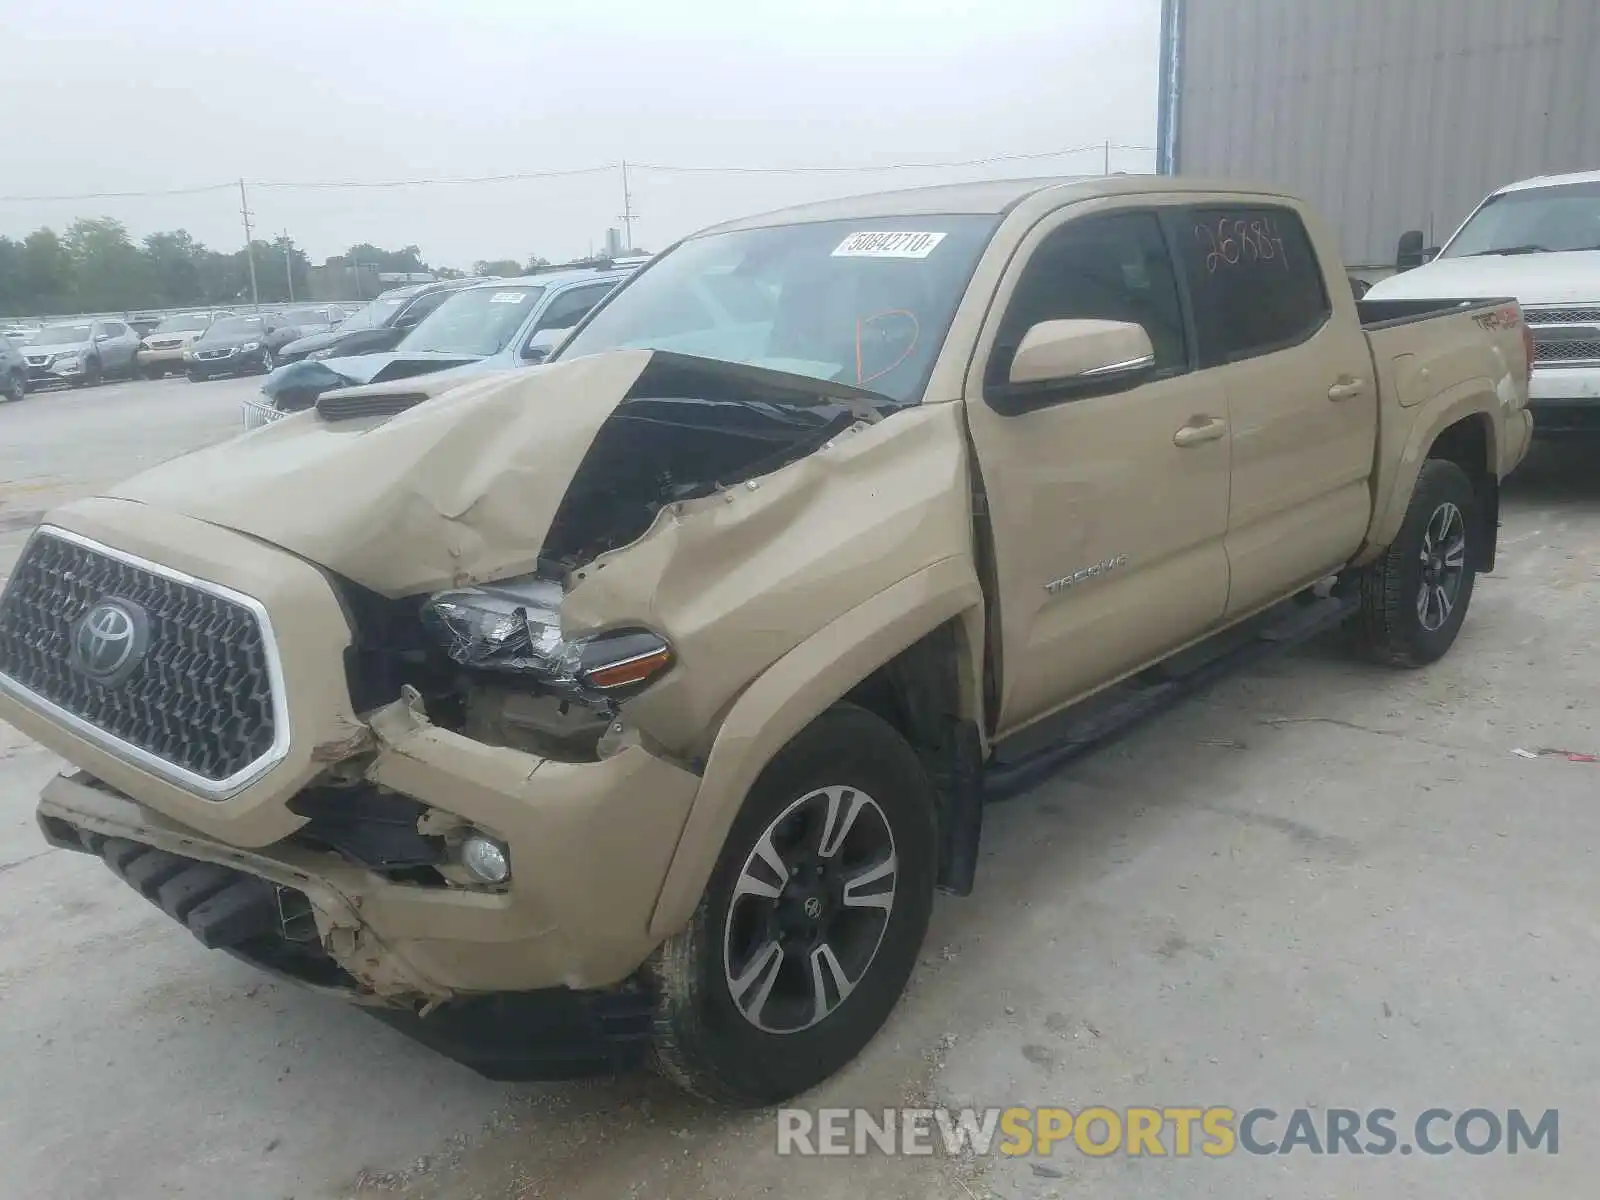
[1159, 0, 1600, 268]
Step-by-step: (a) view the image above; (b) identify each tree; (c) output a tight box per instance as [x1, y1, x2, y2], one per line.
[64, 218, 152, 312]
[524, 254, 551, 273]
[472, 258, 523, 277]
[21, 228, 73, 315]
[346, 242, 429, 274]
[0, 237, 25, 315]
[143, 230, 205, 308]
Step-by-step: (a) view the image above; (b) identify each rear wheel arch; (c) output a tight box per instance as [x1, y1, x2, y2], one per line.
[1424, 412, 1498, 572]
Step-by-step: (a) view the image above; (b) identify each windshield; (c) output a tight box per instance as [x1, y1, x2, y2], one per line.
[282, 308, 329, 325]
[154, 313, 211, 333]
[28, 325, 90, 346]
[336, 295, 408, 330]
[1442, 181, 1600, 257]
[557, 215, 1000, 404]
[398, 285, 545, 356]
[205, 317, 264, 339]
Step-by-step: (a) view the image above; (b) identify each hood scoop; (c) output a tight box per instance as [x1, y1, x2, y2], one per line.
[317, 390, 431, 421]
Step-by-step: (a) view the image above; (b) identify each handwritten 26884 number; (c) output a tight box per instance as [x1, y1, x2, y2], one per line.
[1193, 215, 1291, 274]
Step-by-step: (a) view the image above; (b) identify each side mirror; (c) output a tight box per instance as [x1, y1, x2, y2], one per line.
[995, 319, 1155, 412]
[1396, 229, 1430, 271]
[94, 332, 111, 342]
[523, 326, 572, 362]
[1422, 246, 1441, 262]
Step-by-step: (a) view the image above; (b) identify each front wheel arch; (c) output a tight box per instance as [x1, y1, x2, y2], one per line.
[647, 558, 984, 940]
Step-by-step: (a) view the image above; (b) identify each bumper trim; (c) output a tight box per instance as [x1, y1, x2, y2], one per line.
[0, 525, 292, 800]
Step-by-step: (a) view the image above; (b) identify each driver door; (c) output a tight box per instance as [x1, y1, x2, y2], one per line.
[962, 204, 1231, 736]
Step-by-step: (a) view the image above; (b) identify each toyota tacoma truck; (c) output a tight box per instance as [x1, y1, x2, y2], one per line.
[0, 177, 1533, 1106]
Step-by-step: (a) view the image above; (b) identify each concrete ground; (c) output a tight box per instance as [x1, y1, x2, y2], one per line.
[1, 381, 1596, 1199]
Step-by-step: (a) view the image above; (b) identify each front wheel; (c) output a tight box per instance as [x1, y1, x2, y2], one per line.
[649, 704, 937, 1106]
[1350, 458, 1479, 666]
[3, 370, 23, 402]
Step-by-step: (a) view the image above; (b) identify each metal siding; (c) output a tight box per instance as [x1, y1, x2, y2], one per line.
[1171, 0, 1600, 267]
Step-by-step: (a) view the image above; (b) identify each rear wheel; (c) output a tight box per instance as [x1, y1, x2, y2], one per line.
[1350, 458, 1478, 666]
[649, 704, 937, 1106]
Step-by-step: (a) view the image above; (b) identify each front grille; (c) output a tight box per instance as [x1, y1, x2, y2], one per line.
[317, 391, 429, 421]
[1532, 338, 1600, 365]
[0, 530, 280, 792]
[1524, 306, 1600, 326]
[195, 348, 234, 361]
[148, 338, 182, 350]
[23, 355, 49, 367]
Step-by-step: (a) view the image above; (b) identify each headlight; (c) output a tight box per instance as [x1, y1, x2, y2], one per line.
[139, 340, 151, 350]
[420, 575, 672, 696]
[182, 350, 194, 361]
[308, 347, 336, 360]
[55, 355, 79, 370]
[240, 341, 261, 353]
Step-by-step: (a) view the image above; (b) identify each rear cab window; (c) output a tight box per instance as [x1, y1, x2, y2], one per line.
[1176, 206, 1330, 365]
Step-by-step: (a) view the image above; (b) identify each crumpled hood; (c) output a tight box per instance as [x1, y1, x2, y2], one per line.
[106, 349, 657, 596]
[1369, 250, 1600, 305]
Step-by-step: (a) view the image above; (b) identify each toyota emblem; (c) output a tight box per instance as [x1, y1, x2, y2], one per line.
[70, 599, 149, 686]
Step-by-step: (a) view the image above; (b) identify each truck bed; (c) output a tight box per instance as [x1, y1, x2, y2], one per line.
[1357, 296, 1516, 331]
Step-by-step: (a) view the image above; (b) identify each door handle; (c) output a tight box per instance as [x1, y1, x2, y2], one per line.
[1328, 378, 1366, 401]
[1173, 417, 1227, 447]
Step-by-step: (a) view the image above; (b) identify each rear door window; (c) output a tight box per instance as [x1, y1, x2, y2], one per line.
[1176, 206, 1331, 366]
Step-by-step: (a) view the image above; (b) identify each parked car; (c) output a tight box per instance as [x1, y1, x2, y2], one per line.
[245, 266, 632, 429]
[1374, 169, 1600, 438]
[0, 178, 1532, 1105]
[183, 313, 301, 380]
[274, 305, 349, 341]
[0, 334, 26, 401]
[19, 318, 141, 388]
[275, 279, 487, 364]
[137, 312, 225, 379]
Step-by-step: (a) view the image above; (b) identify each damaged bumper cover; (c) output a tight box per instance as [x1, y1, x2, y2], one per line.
[36, 692, 702, 1001]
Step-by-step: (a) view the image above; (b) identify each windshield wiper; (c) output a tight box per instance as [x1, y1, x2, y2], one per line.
[1466, 244, 1550, 256]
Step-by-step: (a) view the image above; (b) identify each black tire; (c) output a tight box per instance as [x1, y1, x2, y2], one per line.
[3, 370, 22, 402]
[1350, 458, 1478, 667]
[142, 365, 164, 381]
[649, 703, 937, 1107]
[70, 358, 102, 388]
[187, 370, 207, 383]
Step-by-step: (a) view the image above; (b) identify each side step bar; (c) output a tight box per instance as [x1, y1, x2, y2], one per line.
[983, 590, 1357, 802]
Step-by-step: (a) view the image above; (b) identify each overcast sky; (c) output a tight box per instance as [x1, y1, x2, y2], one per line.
[0, 0, 1160, 269]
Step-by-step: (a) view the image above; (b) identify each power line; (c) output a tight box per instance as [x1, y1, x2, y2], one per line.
[630, 145, 1155, 175]
[0, 145, 1157, 204]
[0, 182, 236, 203]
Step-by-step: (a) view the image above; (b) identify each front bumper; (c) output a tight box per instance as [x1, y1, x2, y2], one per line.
[1529, 366, 1600, 436]
[188, 348, 266, 376]
[25, 361, 86, 387]
[0, 499, 702, 1000]
[138, 346, 189, 367]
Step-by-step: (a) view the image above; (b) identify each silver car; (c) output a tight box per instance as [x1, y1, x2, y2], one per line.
[21, 319, 142, 389]
[0, 335, 26, 402]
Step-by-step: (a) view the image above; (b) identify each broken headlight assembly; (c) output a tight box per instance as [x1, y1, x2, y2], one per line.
[419, 575, 672, 698]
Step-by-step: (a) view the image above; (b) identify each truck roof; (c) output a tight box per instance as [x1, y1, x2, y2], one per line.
[1496, 169, 1600, 194]
[695, 174, 1302, 235]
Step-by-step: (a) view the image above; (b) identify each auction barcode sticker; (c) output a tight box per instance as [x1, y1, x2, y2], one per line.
[490, 291, 530, 303]
[832, 231, 947, 259]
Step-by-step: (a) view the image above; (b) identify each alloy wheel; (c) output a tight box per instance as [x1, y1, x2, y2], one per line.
[1417, 501, 1467, 632]
[722, 785, 898, 1034]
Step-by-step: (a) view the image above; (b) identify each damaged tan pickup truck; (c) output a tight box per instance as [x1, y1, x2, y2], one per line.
[0, 177, 1533, 1106]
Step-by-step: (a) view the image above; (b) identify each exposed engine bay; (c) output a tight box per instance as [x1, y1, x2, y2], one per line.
[338, 353, 900, 764]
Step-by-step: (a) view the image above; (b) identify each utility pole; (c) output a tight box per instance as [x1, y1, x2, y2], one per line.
[619, 160, 636, 253]
[282, 230, 295, 302]
[1103, 140, 1111, 175]
[238, 178, 260, 311]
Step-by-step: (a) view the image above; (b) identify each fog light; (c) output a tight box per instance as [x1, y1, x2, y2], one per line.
[460, 833, 511, 884]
